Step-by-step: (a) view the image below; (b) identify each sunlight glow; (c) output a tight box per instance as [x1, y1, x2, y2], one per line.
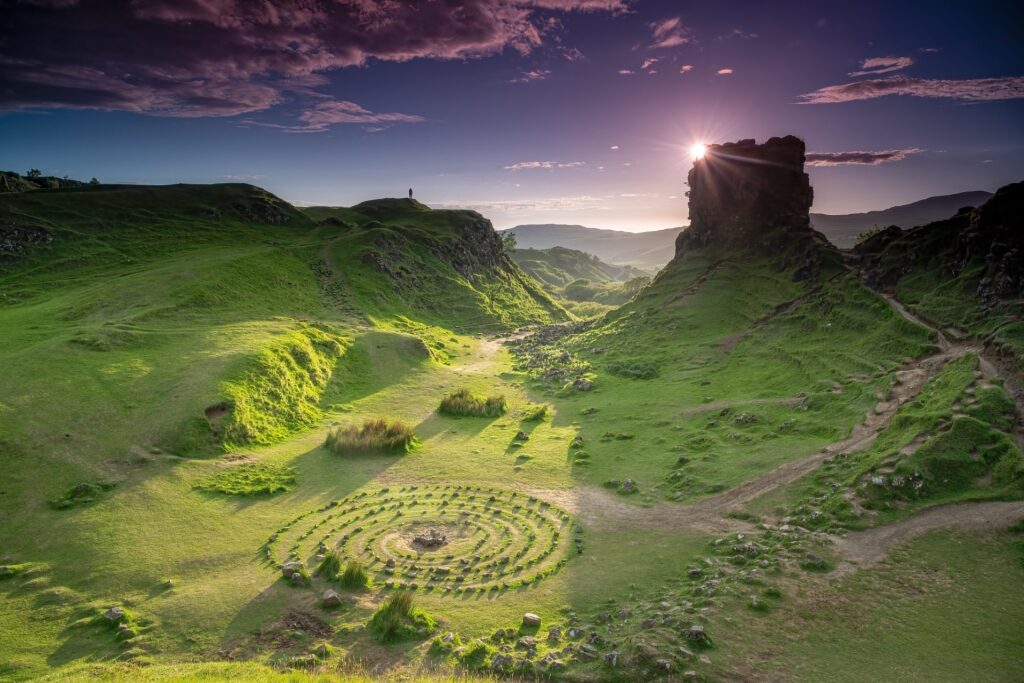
[690, 142, 707, 160]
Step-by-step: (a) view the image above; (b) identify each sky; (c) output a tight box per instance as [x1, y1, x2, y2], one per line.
[1, 0, 1022, 231]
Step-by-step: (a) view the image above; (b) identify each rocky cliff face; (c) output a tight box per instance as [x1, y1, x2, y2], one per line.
[676, 136, 831, 279]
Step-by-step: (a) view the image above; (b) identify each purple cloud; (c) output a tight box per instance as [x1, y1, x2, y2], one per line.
[511, 69, 552, 83]
[805, 148, 925, 166]
[716, 68, 734, 75]
[798, 76, 1024, 104]
[0, 0, 627, 118]
[849, 56, 914, 77]
[649, 16, 691, 49]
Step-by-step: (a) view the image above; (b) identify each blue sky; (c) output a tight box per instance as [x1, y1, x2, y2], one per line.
[1, 0, 1021, 230]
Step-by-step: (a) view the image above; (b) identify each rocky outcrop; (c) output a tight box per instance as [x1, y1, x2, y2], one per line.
[853, 181, 1023, 305]
[676, 136, 831, 279]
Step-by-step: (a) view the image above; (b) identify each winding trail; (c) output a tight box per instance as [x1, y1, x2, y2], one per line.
[514, 282, 1024, 573]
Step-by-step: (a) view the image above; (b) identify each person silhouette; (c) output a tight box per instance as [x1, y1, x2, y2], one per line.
[408, 188, 413, 199]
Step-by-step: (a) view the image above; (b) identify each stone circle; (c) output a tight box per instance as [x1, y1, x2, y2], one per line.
[263, 484, 580, 592]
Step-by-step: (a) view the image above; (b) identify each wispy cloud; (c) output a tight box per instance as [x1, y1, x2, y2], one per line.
[618, 69, 635, 75]
[649, 17, 691, 49]
[805, 148, 925, 166]
[242, 100, 424, 133]
[721, 28, 758, 40]
[716, 68, 734, 75]
[798, 75, 1024, 104]
[610, 145, 620, 150]
[222, 174, 266, 181]
[849, 56, 914, 77]
[641, 57, 659, 71]
[503, 160, 586, 170]
[510, 69, 552, 83]
[680, 64, 693, 74]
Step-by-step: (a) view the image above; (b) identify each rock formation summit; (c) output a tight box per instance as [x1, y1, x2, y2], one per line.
[676, 136, 832, 277]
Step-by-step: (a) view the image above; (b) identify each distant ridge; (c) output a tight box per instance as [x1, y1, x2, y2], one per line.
[500, 224, 682, 271]
[811, 190, 993, 248]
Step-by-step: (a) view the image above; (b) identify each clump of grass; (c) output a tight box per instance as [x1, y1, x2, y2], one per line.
[522, 403, 549, 421]
[339, 559, 371, 589]
[607, 359, 659, 379]
[438, 389, 507, 417]
[368, 590, 436, 643]
[325, 418, 415, 454]
[195, 462, 296, 496]
[317, 551, 342, 579]
[49, 481, 116, 509]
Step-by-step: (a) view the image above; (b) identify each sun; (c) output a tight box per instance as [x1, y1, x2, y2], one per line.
[690, 142, 707, 160]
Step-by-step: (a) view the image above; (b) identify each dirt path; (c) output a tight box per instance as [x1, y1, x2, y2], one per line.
[831, 500, 1024, 575]
[507, 286, 1024, 568]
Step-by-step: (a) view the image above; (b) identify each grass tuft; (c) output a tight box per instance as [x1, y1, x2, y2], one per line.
[339, 559, 372, 589]
[438, 389, 507, 417]
[317, 551, 342, 579]
[325, 418, 415, 454]
[521, 403, 549, 421]
[368, 590, 436, 643]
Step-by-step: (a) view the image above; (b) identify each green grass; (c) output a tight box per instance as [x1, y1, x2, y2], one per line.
[194, 462, 297, 496]
[324, 418, 416, 454]
[438, 389, 507, 417]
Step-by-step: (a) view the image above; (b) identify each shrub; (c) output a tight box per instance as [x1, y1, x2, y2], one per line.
[522, 403, 549, 421]
[195, 462, 296, 496]
[607, 360, 659, 379]
[438, 389, 507, 417]
[368, 591, 436, 643]
[325, 418, 415, 454]
[317, 551, 342, 579]
[339, 559, 371, 589]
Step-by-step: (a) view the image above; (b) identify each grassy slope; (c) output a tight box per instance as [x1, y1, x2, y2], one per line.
[519, 245, 934, 501]
[509, 246, 647, 288]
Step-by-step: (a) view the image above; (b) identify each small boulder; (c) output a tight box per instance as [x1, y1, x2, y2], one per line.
[515, 431, 529, 441]
[322, 590, 343, 608]
[522, 612, 542, 627]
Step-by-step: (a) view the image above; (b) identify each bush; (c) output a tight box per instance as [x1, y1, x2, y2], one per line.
[339, 559, 371, 589]
[368, 591, 436, 643]
[49, 481, 116, 509]
[325, 418, 415, 454]
[317, 551, 342, 579]
[438, 389, 507, 417]
[195, 462, 296, 496]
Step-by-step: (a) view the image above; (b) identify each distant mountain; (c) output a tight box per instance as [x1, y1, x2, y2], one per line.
[509, 246, 648, 289]
[811, 190, 993, 248]
[500, 224, 682, 271]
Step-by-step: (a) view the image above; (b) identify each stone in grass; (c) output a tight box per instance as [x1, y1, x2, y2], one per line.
[522, 612, 542, 627]
[312, 642, 333, 658]
[104, 606, 126, 623]
[322, 590, 343, 608]
[682, 624, 712, 648]
[547, 626, 561, 642]
[515, 431, 529, 441]
[281, 561, 303, 578]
